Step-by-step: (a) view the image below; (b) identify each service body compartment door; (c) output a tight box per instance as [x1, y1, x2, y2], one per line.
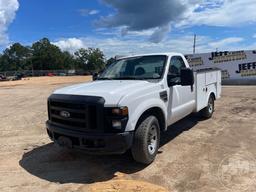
[195, 69, 221, 112]
[216, 70, 222, 99]
[195, 73, 207, 111]
[206, 71, 217, 85]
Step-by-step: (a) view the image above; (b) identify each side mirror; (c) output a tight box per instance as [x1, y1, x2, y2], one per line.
[180, 68, 194, 86]
[92, 73, 98, 81]
[167, 73, 178, 87]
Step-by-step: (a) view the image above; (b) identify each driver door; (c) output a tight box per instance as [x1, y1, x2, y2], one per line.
[167, 56, 195, 125]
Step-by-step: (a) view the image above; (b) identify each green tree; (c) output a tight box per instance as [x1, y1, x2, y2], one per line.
[74, 48, 105, 72]
[0, 54, 3, 71]
[0, 38, 107, 73]
[0, 43, 31, 71]
[61, 51, 76, 69]
[31, 38, 64, 70]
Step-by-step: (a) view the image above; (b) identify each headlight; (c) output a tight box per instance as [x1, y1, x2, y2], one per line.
[104, 106, 129, 132]
[112, 120, 122, 129]
[111, 106, 128, 116]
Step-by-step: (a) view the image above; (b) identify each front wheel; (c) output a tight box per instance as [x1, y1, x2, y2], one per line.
[201, 95, 214, 118]
[131, 115, 160, 164]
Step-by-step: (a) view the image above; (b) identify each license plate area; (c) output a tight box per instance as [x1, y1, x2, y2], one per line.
[57, 136, 73, 148]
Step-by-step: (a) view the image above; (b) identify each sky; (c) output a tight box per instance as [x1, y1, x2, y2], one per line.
[1, 0, 256, 58]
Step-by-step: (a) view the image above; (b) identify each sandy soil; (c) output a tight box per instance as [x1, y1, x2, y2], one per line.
[0, 76, 92, 88]
[0, 77, 256, 192]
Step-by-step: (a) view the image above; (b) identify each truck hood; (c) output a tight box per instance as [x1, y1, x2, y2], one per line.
[53, 80, 157, 105]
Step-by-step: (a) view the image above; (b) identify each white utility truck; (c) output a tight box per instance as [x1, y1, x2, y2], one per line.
[46, 53, 221, 164]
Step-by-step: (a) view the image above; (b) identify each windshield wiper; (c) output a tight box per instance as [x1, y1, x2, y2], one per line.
[115, 76, 138, 80]
[97, 77, 115, 80]
[97, 76, 154, 80]
[97, 76, 137, 80]
[119, 77, 157, 80]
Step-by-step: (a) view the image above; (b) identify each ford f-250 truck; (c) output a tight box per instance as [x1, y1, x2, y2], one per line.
[46, 53, 221, 164]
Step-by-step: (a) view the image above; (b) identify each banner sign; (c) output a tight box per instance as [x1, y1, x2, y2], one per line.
[185, 50, 256, 82]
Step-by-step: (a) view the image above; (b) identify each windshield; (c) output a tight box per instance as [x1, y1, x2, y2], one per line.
[98, 55, 167, 80]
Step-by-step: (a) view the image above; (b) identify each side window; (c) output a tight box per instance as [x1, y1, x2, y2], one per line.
[168, 56, 186, 83]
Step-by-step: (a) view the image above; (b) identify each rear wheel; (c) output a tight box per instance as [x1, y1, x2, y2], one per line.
[131, 116, 160, 164]
[201, 95, 214, 118]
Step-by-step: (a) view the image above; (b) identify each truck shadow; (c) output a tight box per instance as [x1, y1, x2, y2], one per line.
[19, 113, 201, 184]
[160, 113, 201, 147]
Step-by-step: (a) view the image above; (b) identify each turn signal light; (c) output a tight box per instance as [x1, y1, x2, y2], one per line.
[112, 106, 128, 116]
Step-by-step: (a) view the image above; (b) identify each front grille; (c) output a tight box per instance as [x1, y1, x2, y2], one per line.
[48, 94, 105, 132]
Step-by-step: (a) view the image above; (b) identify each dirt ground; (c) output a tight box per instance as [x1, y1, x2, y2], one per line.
[0, 76, 256, 192]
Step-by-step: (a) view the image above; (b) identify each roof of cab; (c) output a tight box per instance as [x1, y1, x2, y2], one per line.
[116, 52, 184, 60]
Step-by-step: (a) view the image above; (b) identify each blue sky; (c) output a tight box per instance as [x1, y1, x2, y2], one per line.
[8, 0, 108, 43]
[1, 0, 256, 57]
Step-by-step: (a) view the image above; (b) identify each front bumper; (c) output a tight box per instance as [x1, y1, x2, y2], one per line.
[46, 121, 133, 154]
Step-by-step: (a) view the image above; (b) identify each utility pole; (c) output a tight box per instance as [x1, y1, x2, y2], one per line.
[193, 34, 196, 54]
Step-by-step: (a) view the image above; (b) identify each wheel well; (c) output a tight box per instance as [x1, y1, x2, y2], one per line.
[210, 92, 216, 100]
[136, 107, 166, 132]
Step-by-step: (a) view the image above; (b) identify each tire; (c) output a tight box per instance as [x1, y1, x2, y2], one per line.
[131, 115, 160, 164]
[201, 95, 214, 118]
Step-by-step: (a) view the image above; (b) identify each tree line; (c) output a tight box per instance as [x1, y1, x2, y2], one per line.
[0, 38, 114, 73]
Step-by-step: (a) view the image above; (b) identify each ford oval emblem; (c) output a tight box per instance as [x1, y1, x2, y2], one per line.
[60, 111, 70, 118]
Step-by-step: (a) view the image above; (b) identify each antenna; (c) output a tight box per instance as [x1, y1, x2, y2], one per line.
[193, 34, 196, 54]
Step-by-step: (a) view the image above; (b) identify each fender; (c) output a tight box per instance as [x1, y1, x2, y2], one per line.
[125, 98, 167, 132]
[206, 84, 217, 101]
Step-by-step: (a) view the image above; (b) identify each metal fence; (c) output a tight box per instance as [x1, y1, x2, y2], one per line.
[0, 69, 90, 77]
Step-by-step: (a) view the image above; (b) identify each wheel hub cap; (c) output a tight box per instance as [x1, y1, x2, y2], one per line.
[148, 125, 157, 155]
[209, 99, 213, 113]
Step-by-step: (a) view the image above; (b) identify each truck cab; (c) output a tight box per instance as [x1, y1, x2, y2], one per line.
[46, 53, 221, 164]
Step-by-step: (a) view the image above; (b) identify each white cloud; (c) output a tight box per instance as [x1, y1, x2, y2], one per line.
[53, 2, 256, 57]
[89, 10, 99, 15]
[179, 0, 256, 27]
[95, 27, 157, 38]
[92, 0, 256, 42]
[78, 9, 100, 16]
[53, 35, 251, 58]
[0, 0, 19, 46]
[52, 38, 87, 53]
[95, 0, 186, 43]
[208, 37, 244, 49]
[125, 29, 155, 37]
